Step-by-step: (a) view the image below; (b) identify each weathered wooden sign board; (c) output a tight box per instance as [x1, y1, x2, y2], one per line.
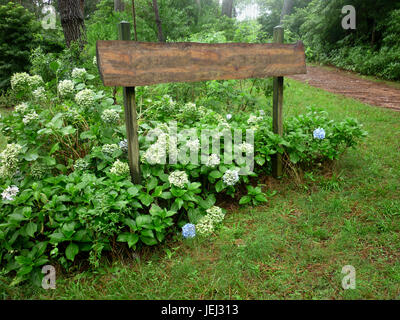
[96, 22, 307, 183]
[97, 41, 306, 87]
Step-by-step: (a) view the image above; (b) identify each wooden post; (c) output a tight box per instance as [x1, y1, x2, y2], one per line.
[118, 21, 141, 184]
[272, 26, 284, 179]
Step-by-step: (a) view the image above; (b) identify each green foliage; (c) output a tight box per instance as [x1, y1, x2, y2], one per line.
[280, 0, 400, 80]
[0, 2, 40, 91]
[0, 60, 366, 285]
[239, 185, 268, 206]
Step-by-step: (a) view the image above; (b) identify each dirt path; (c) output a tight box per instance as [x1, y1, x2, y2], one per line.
[289, 66, 400, 111]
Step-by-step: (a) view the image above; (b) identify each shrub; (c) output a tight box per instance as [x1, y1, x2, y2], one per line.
[0, 2, 40, 91]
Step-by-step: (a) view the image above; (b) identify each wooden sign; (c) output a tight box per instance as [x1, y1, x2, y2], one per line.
[96, 40, 306, 87]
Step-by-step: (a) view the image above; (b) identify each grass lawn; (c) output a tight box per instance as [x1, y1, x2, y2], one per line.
[1, 79, 399, 299]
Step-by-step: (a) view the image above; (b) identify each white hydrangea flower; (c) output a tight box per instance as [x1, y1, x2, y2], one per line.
[205, 206, 225, 224]
[32, 87, 46, 102]
[75, 89, 95, 108]
[71, 68, 87, 80]
[143, 129, 179, 165]
[2, 185, 19, 201]
[101, 109, 120, 124]
[110, 159, 130, 175]
[195, 215, 215, 237]
[226, 114, 232, 120]
[168, 170, 189, 188]
[143, 142, 167, 165]
[101, 144, 119, 155]
[198, 106, 209, 117]
[15, 102, 29, 114]
[222, 169, 239, 186]
[28, 75, 44, 88]
[206, 153, 220, 167]
[0, 144, 22, 179]
[58, 80, 75, 97]
[182, 102, 197, 115]
[0, 143, 22, 167]
[10, 72, 30, 91]
[159, 94, 177, 112]
[22, 111, 39, 125]
[218, 121, 231, 129]
[185, 138, 200, 150]
[64, 107, 81, 122]
[74, 158, 89, 171]
[259, 110, 265, 116]
[30, 162, 46, 179]
[237, 142, 254, 154]
[247, 114, 262, 125]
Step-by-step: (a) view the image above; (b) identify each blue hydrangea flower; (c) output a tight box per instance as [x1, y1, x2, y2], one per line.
[313, 127, 326, 139]
[182, 223, 196, 239]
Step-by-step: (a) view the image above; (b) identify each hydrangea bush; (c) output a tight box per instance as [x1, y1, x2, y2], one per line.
[0, 65, 367, 285]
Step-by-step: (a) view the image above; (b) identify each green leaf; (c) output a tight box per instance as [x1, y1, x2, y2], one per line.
[209, 170, 223, 179]
[199, 194, 216, 210]
[17, 265, 33, 276]
[61, 126, 76, 136]
[42, 156, 56, 166]
[127, 186, 140, 197]
[49, 143, 60, 155]
[255, 194, 268, 203]
[23, 151, 39, 161]
[65, 242, 79, 261]
[117, 233, 139, 248]
[146, 177, 158, 192]
[15, 256, 32, 266]
[239, 195, 252, 205]
[160, 191, 172, 199]
[80, 131, 96, 140]
[215, 180, 224, 193]
[47, 113, 63, 129]
[138, 193, 154, 207]
[171, 188, 186, 197]
[140, 236, 157, 246]
[25, 222, 37, 237]
[49, 232, 65, 243]
[188, 182, 201, 191]
[289, 152, 300, 164]
[255, 155, 265, 166]
[136, 215, 152, 228]
[188, 208, 203, 224]
[124, 218, 137, 231]
[141, 229, 155, 238]
[149, 204, 162, 216]
[174, 198, 184, 209]
[152, 186, 163, 197]
[49, 61, 60, 72]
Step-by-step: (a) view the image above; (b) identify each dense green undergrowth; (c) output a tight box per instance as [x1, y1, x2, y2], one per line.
[0, 58, 366, 286]
[0, 78, 398, 299]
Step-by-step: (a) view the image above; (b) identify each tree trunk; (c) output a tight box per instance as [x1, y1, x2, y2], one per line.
[114, 0, 125, 12]
[280, 0, 293, 23]
[221, 0, 233, 18]
[132, 0, 138, 41]
[59, 0, 86, 48]
[152, 0, 165, 42]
